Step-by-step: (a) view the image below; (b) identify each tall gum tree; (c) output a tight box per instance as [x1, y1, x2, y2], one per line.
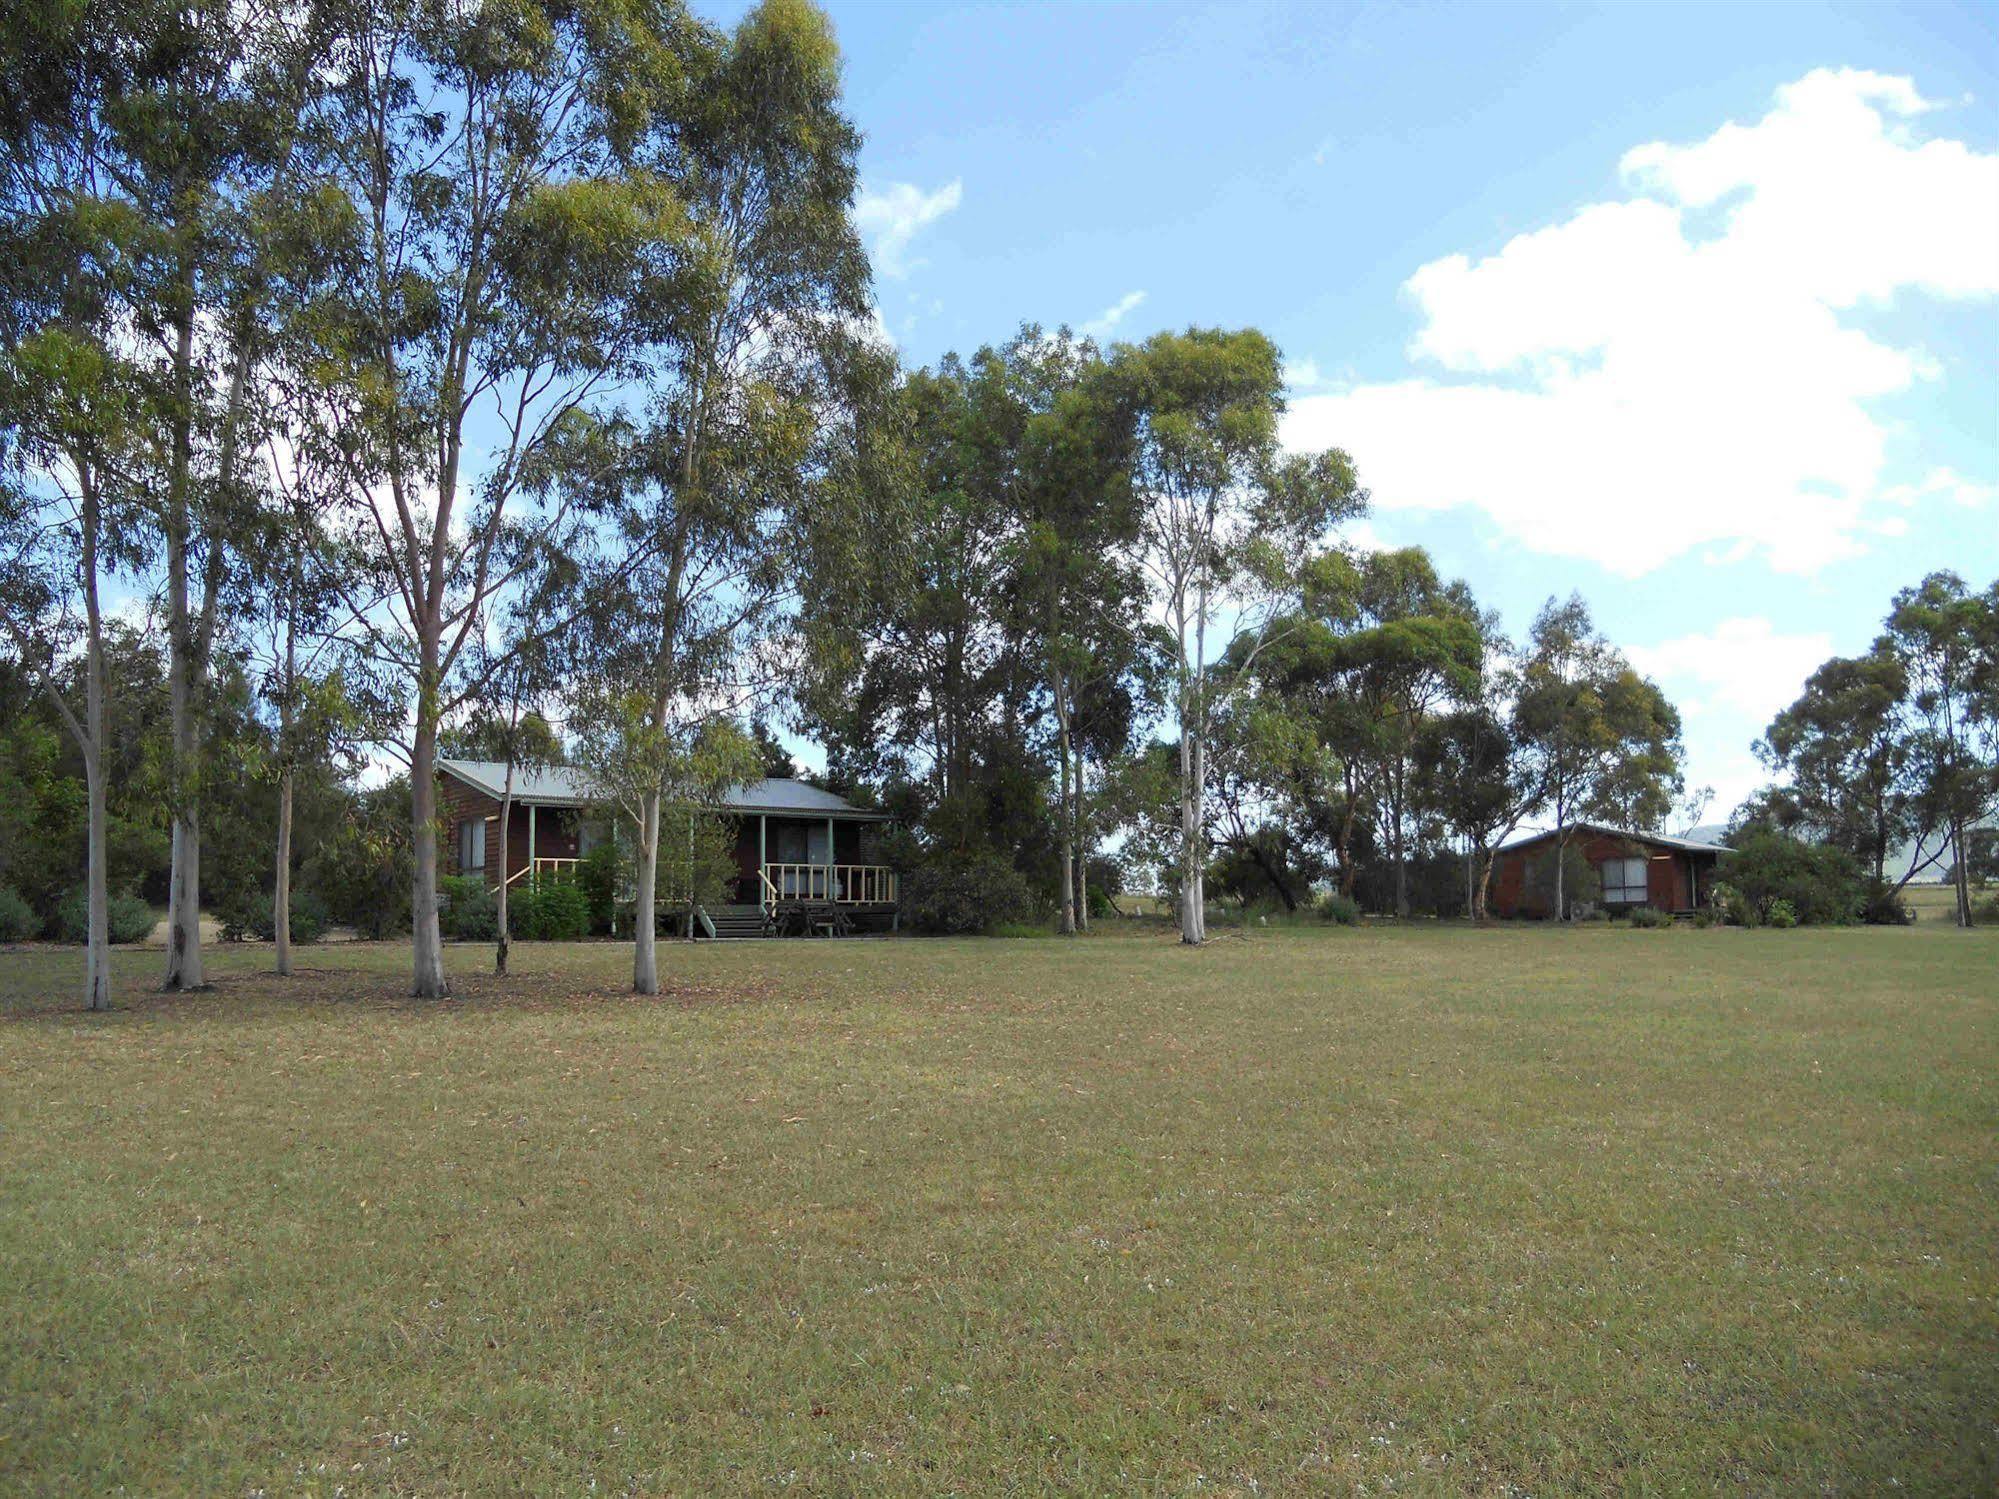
[0, 0, 158, 1009]
[299, 0, 698, 996]
[586, 0, 877, 995]
[1116, 328, 1366, 945]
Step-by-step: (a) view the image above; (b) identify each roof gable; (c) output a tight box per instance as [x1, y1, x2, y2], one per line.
[436, 760, 890, 819]
[1497, 820, 1731, 856]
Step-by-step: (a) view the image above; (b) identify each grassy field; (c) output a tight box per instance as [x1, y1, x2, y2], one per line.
[2, 923, 1994, 1494]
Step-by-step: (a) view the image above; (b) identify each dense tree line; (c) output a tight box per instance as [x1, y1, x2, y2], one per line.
[1739, 572, 1998, 927]
[4, 3, 1989, 1009]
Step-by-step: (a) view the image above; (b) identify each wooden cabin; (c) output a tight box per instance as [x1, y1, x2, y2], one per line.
[437, 759, 897, 937]
[1489, 822, 1730, 920]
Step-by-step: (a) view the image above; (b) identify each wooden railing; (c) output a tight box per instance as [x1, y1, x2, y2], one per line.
[760, 863, 897, 907]
[503, 857, 581, 889]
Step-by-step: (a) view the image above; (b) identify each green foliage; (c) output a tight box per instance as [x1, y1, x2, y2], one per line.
[511, 882, 591, 942]
[1708, 881, 1750, 927]
[439, 876, 498, 942]
[307, 782, 413, 939]
[1719, 833, 1866, 926]
[0, 887, 36, 942]
[53, 888, 154, 945]
[1627, 904, 1669, 929]
[577, 844, 623, 935]
[224, 889, 331, 946]
[1318, 891, 1361, 925]
[1766, 898, 1799, 929]
[1861, 883, 1913, 926]
[1523, 840, 1601, 918]
[905, 852, 1039, 935]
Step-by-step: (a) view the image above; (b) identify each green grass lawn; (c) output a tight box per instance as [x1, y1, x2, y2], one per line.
[2, 923, 1994, 1494]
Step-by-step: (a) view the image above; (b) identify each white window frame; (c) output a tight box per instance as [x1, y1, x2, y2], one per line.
[458, 817, 487, 875]
[1601, 856, 1648, 904]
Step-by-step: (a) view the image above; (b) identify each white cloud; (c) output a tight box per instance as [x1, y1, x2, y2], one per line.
[1880, 465, 1996, 509]
[1625, 616, 1832, 720]
[1081, 289, 1147, 339]
[853, 179, 963, 279]
[1282, 68, 1999, 576]
[1284, 355, 1328, 391]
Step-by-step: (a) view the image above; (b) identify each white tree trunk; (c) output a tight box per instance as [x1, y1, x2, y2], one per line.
[496, 764, 514, 975]
[633, 790, 661, 994]
[1953, 818, 1972, 928]
[1075, 751, 1089, 933]
[82, 740, 111, 1012]
[1180, 732, 1206, 945]
[274, 770, 293, 976]
[410, 720, 448, 997]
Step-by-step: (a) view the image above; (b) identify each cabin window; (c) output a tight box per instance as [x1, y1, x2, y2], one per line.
[1601, 856, 1647, 904]
[457, 818, 486, 875]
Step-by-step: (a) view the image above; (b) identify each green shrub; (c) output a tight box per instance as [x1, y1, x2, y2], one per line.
[1718, 832, 1864, 926]
[1691, 910, 1714, 930]
[1318, 892, 1361, 925]
[53, 888, 154, 945]
[1627, 904, 1669, 929]
[1766, 898, 1799, 929]
[511, 881, 590, 941]
[577, 844, 622, 935]
[1861, 883, 1912, 926]
[1970, 892, 1999, 926]
[439, 875, 498, 941]
[1709, 881, 1751, 926]
[0, 886, 36, 942]
[905, 852, 1038, 935]
[219, 889, 332, 945]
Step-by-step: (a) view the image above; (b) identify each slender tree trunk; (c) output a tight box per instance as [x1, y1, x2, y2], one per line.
[1391, 758, 1410, 918]
[274, 610, 296, 976]
[496, 764, 514, 976]
[1074, 750, 1089, 932]
[1180, 733, 1207, 944]
[1474, 846, 1496, 923]
[1953, 817, 1972, 928]
[1053, 663, 1075, 935]
[634, 791, 661, 993]
[1554, 818, 1567, 923]
[410, 710, 448, 998]
[162, 270, 206, 992]
[274, 769, 294, 976]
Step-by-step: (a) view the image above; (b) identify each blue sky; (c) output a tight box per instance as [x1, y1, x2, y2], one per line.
[726, 0, 1999, 818]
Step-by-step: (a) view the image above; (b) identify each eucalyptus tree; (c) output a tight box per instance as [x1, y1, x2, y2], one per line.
[1756, 646, 1913, 886]
[1513, 595, 1683, 919]
[1002, 332, 1148, 933]
[451, 567, 569, 977]
[1320, 549, 1482, 916]
[1116, 328, 1366, 944]
[48, 0, 335, 992]
[241, 483, 374, 976]
[296, 0, 701, 997]
[1882, 571, 1999, 926]
[586, 0, 876, 995]
[0, 0, 158, 1008]
[797, 353, 1019, 807]
[1413, 648, 1549, 922]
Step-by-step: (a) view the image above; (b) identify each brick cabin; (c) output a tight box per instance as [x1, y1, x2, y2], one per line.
[436, 759, 897, 933]
[1489, 822, 1730, 919]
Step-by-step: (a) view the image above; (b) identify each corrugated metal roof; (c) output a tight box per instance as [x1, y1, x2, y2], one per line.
[1497, 820, 1732, 855]
[437, 760, 890, 819]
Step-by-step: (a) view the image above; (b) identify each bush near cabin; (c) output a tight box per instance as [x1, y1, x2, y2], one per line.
[1715, 831, 1870, 926]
